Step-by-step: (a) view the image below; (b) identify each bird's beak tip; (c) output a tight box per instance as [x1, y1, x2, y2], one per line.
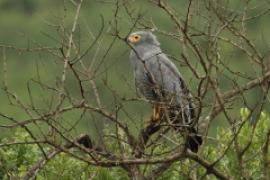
[125, 36, 131, 43]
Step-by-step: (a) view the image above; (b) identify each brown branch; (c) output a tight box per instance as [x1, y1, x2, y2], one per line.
[186, 151, 230, 180]
[263, 129, 270, 180]
[23, 149, 60, 180]
[208, 70, 270, 120]
[223, 70, 270, 100]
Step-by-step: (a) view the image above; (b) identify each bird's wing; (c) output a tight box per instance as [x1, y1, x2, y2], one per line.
[158, 54, 187, 90]
[145, 53, 195, 123]
[145, 53, 187, 94]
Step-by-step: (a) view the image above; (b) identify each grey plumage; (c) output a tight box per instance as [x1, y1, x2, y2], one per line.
[127, 31, 202, 152]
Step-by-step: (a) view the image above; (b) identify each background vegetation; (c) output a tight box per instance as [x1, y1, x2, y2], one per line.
[0, 0, 270, 179]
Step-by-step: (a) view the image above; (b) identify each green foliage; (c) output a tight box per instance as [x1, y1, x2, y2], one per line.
[0, 129, 129, 180]
[201, 108, 270, 179]
[159, 108, 270, 179]
[0, 109, 269, 179]
[0, 129, 40, 178]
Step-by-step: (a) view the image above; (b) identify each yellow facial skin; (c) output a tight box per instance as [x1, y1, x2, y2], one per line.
[128, 34, 142, 44]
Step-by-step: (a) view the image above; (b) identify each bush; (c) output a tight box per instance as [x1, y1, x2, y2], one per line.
[0, 109, 269, 179]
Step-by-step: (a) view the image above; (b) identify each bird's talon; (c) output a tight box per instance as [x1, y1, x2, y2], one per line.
[152, 105, 161, 122]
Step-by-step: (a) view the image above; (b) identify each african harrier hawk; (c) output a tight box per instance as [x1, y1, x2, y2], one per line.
[127, 31, 202, 152]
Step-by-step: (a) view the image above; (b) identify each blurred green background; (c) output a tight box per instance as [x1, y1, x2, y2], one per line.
[0, 0, 270, 139]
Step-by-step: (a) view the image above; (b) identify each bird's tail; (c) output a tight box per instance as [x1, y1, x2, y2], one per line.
[185, 127, 202, 153]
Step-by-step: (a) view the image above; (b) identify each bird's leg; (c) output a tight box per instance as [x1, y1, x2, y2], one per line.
[137, 110, 162, 157]
[152, 104, 161, 122]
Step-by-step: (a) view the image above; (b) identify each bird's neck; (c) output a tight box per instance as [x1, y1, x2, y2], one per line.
[132, 45, 162, 61]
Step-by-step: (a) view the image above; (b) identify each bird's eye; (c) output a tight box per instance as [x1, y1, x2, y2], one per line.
[132, 35, 141, 42]
[127, 34, 141, 43]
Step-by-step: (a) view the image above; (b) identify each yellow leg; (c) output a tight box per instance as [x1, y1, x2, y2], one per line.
[152, 104, 161, 122]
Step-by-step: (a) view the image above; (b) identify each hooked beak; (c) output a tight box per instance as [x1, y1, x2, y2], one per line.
[126, 36, 133, 43]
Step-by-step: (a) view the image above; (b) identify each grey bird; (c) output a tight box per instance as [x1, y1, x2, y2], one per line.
[127, 31, 202, 152]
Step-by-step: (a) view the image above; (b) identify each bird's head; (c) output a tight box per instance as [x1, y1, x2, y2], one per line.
[127, 31, 160, 47]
